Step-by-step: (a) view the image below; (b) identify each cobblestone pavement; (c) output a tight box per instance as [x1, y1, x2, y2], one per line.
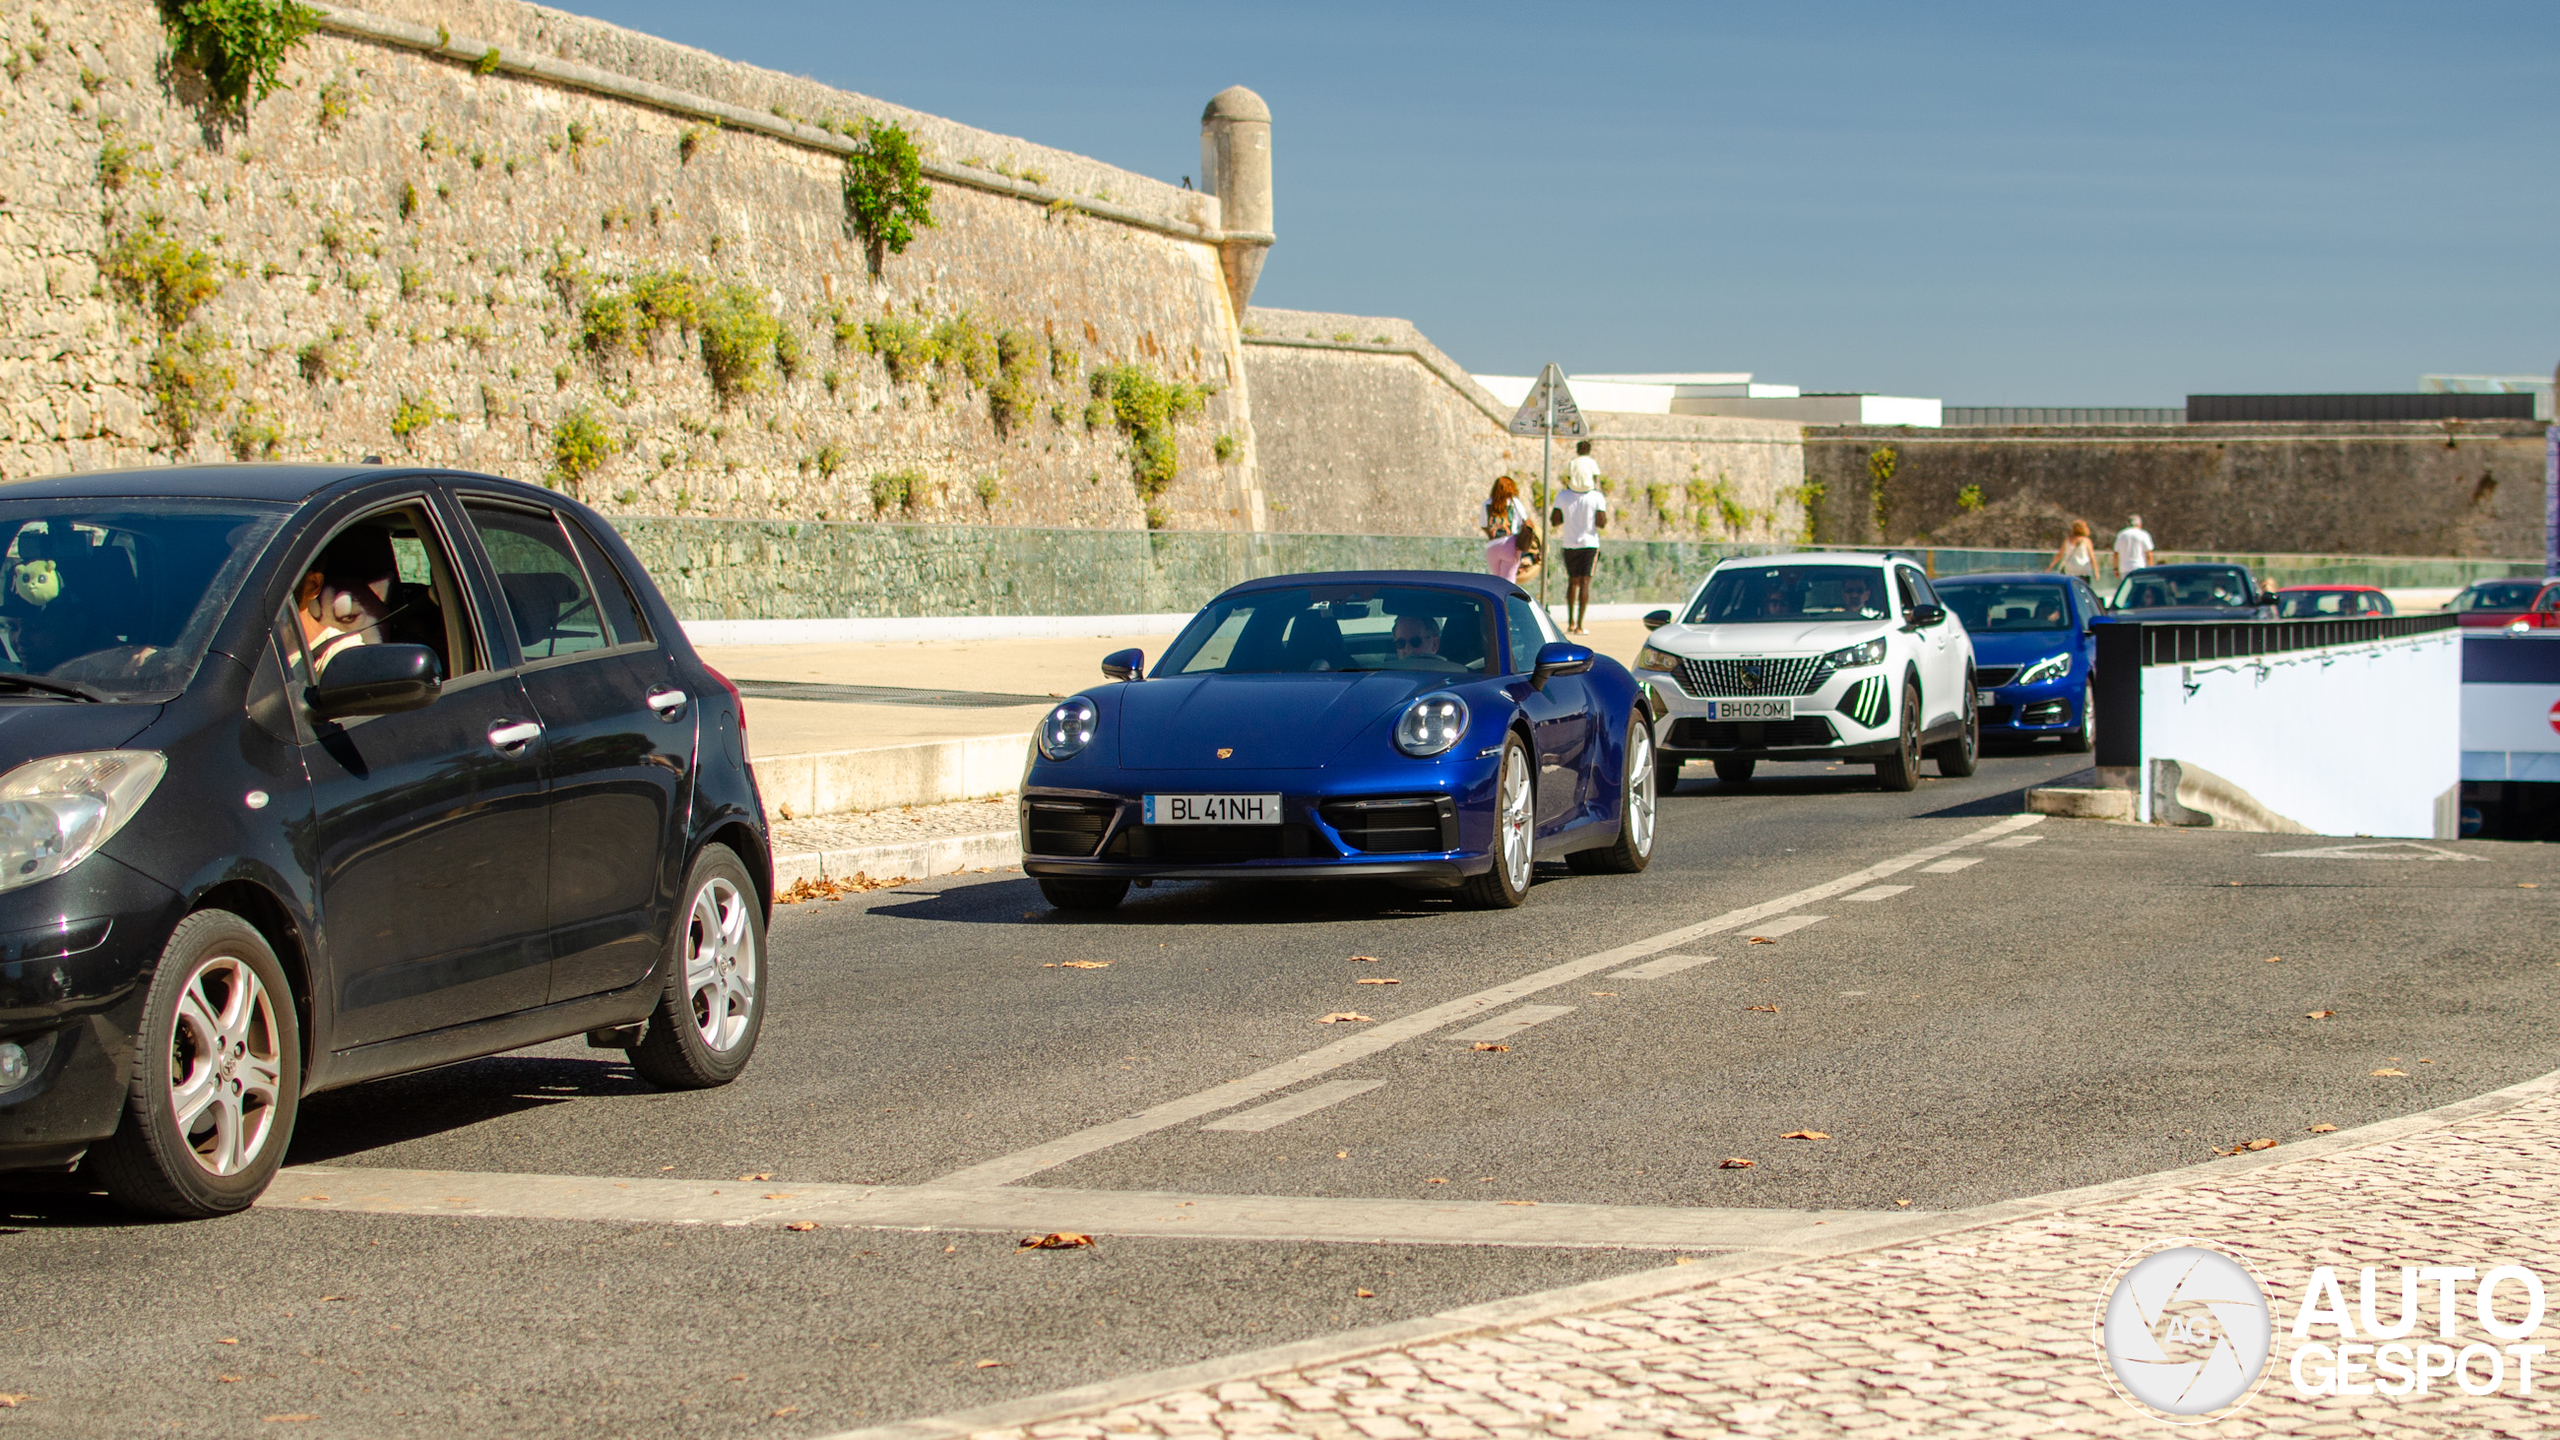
[772, 796, 1018, 855]
[968, 1085, 2560, 1439]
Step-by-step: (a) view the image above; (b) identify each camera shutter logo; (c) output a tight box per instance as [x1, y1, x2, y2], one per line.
[2097, 1240, 2274, 1421]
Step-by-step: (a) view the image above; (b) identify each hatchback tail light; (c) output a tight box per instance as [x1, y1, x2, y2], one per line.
[706, 665, 747, 762]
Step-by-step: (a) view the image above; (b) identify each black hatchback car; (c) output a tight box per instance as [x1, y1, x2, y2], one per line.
[0, 465, 770, 1217]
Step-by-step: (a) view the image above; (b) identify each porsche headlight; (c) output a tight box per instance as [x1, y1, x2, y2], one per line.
[1635, 644, 1681, 673]
[0, 751, 165, 894]
[1394, 692, 1469, 758]
[1819, 637, 1888, 670]
[2016, 652, 2073, 686]
[1036, 698, 1098, 761]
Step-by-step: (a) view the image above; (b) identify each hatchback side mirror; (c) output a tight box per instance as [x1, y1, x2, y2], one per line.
[1530, 640, 1594, 691]
[1101, 647, 1145, 682]
[1641, 608, 1673, 631]
[309, 643, 442, 720]
[1906, 603, 1946, 628]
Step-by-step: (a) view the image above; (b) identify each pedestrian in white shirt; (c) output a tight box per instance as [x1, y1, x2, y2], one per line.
[1550, 441, 1609, 634]
[2112, 514, 2154, 579]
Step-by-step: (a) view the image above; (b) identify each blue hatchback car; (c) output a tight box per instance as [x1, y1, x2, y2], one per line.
[1930, 573, 2103, 750]
[1018, 572, 1658, 910]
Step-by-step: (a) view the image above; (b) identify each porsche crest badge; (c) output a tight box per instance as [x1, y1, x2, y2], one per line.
[1216, 748, 1234, 759]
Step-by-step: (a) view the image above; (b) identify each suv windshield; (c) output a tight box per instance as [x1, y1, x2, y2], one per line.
[2452, 581, 2544, 612]
[2111, 566, 2255, 611]
[0, 499, 287, 698]
[1685, 565, 1886, 624]
[1938, 581, 2070, 632]
[1160, 584, 1498, 676]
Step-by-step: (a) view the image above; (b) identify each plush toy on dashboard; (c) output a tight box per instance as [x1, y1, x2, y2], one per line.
[0, 524, 92, 671]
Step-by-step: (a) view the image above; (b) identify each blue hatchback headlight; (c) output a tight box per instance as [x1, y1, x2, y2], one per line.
[1037, 697, 1098, 760]
[1394, 692, 1469, 757]
[2016, 652, 2072, 686]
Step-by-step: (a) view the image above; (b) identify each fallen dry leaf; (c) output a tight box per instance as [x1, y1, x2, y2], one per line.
[1719, 1157, 1756, 1169]
[219, 1375, 242, 1383]
[1747, 936, 1776, 945]
[2308, 1123, 2339, 1133]
[1355, 977, 1400, 985]
[1316, 1012, 1373, 1024]
[783, 1222, 818, 1232]
[1018, 1232, 1094, 1250]
[0, 1395, 27, 1409]
[2264, 956, 2282, 963]
[1589, 991, 1617, 998]
[942, 1244, 958, 1254]
[1336, 1150, 1349, 1159]
[975, 1359, 1008, 1369]
[2244, 1138, 2278, 1151]
[1781, 1130, 1830, 1141]
[1746, 1003, 1780, 1014]
[2371, 1068, 2409, 1077]
[1054, 960, 1110, 969]
[1499, 1199, 1538, 1207]
[739, 1172, 772, 1182]
[2419, 1058, 2436, 1064]
[2522, 883, 2540, 889]
[1674, 1255, 1698, 1265]
[319, 1295, 345, 1303]
[1893, 1199, 1912, 1207]
[217, 1338, 239, 1346]
[775, 873, 907, 904]
[1349, 955, 1380, 963]
[770, 1408, 801, 1419]
[301, 1195, 328, 1203]
[1355, 1288, 1375, 1298]
[1424, 1176, 1448, 1184]
[1470, 1042, 1509, 1052]
[658, 1165, 676, 1171]
[2307, 1010, 2335, 1019]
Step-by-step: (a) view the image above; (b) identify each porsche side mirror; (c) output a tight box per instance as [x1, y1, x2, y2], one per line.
[1906, 603, 1946, 629]
[1101, 647, 1145, 682]
[1530, 640, 1594, 692]
[1641, 608, 1673, 631]
[308, 643, 442, 720]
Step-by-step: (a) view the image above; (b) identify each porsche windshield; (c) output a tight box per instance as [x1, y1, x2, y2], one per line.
[0, 499, 287, 698]
[1938, 581, 2070, 633]
[1685, 565, 1888, 624]
[1160, 585, 1498, 676]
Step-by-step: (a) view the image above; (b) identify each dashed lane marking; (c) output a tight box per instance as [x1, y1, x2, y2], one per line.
[1840, 885, 1910, 903]
[1739, 912, 1827, 939]
[1609, 952, 1714, 981]
[1200, 1080, 1386, 1133]
[1988, 834, 2043, 848]
[925, 814, 2043, 1189]
[1920, 857, 1982, 873]
[1450, 1005, 1576, 1044]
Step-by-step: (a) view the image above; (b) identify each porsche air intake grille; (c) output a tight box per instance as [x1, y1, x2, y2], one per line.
[1319, 796, 1458, 854]
[1024, 798, 1118, 857]
[1110, 824, 1323, 862]
[1675, 656, 1826, 698]
[1975, 665, 2020, 687]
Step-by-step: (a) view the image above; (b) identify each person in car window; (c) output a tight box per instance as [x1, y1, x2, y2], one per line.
[1392, 612, 1443, 659]
[1839, 573, 1881, 619]
[296, 529, 399, 672]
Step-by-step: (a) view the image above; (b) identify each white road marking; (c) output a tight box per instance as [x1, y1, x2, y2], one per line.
[1920, 857, 1981, 874]
[1199, 1080, 1386, 1132]
[928, 813, 2044, 1188]
[1988, 834, 2043, 848]
[1841, 885, 1910, 903]
[1450, 1005, 1576, 1044]
[1610, 952, 1714, 980]
[263, 1165, 1919, 1252]
[1741, 913, 1827, 939]
[2260, 841, 2486, 862]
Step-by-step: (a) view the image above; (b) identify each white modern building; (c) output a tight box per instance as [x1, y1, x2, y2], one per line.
[1472, 371, 1943, 427]
[2421, 374, 2554, 421]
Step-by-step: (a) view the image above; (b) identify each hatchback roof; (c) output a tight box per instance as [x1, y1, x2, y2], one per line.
[0, 462, 517, 503]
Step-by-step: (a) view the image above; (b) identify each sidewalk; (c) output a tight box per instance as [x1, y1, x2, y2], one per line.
[845, 1070, 2560, 1440]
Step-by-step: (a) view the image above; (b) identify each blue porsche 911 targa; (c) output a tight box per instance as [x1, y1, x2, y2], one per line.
[1019, 572, 1658, 910]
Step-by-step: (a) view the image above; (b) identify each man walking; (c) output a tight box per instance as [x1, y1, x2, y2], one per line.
[1551, 439, 1609, 634]
[2112, 513, 2155, 579]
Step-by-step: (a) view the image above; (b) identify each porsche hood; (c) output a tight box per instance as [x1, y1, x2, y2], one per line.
[1113, 672, 1445, 770]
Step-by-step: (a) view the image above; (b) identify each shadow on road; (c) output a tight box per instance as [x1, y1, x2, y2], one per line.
[285, 1054, 650, 1164]
[859, 873, 1493, 928]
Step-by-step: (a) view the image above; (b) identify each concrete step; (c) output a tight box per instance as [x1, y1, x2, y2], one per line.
[752, 732, 1031, 820]
[770, 828, 1021, 891]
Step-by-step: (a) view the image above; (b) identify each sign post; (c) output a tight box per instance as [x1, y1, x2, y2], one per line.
[1506, 363, 1588, 617]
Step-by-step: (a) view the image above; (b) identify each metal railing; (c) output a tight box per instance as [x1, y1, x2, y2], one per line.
[2091, 614, 2458, 770]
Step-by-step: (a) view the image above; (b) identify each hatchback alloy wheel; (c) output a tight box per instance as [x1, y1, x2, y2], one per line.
[685, 876, 756, 1053]
[630, 844, 767, 1088]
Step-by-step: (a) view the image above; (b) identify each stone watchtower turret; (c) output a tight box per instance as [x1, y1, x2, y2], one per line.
[1200, 85, 1274, 317]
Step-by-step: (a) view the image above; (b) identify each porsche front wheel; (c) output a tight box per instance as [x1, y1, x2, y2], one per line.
[1462, 734, 1534, 909]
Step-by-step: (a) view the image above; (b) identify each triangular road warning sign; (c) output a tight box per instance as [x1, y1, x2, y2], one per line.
[1507, 363, 1589, 438]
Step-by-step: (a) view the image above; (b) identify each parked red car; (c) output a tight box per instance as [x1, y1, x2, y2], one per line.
[2447, 578, 2560, 629]
[2274, 585, 2395, 618]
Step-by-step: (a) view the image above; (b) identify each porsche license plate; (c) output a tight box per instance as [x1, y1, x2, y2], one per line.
[1145, 793, 1283, 825]
[1704, 699, 1793, 721]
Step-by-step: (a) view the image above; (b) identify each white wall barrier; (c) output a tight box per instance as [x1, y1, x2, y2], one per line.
[2093, 617, 2461, 838]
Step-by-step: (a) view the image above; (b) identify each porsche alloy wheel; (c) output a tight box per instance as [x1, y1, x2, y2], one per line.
[1463, 734, 1534, 908]
[1571, 717, 1656, 874]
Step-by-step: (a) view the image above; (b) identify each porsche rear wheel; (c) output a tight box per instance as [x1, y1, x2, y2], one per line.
[1571, 717, 1656, 874]
[1461, 734, 1533, 909]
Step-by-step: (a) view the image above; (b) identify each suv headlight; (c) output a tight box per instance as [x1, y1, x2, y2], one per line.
[1818, 637, 1888, 670]
[1634, 645, 1680, 673]
[2016, 652, 2072, 686]
[1036, 698, 1098, 760]
[0, 751, 165, 894]
[1394, 692, 1469, 757]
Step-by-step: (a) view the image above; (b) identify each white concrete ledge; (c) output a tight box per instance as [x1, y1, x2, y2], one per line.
[688, 615, 1193, 646]
[753, 735, 1030, 819]
[771, 830, 1020, 889]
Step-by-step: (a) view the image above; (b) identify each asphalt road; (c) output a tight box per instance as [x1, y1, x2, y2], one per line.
[8, 744, 2557, 1438]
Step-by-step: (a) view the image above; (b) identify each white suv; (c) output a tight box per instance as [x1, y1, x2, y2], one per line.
[1634, 552, 1978, 791]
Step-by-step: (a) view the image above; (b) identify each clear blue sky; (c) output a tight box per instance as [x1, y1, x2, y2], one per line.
[562, 1, 2555, 407]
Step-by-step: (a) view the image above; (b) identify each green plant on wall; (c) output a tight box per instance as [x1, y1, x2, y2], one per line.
[699, 283, 780, 403]
[840, 120, 935, 275]
[1866, 445, 1898, 540]
[1956, 482, 1984, 512]
[102, 219, 221, 333]
[551, 406, 613, 487]
[227, 402, 281, 460]
[148, 330, 233, 447]
[929, 314, 993, 386]
[987, 327, 1040, 435]
[389, 392, 451, 443]
[156, 0, 320, 117]
[865, 318, 931, 385]
[868, 469, 922, 515]
[1090, 363, 1209, 529]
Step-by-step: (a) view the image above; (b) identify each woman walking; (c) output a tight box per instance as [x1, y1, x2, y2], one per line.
[2049, 519, 2099, 580]
[1482, 475, 1534, 582]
